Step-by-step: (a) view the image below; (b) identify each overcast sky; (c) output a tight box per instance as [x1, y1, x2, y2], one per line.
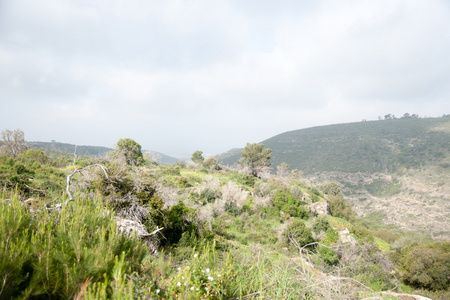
[1, 0, 449, 156]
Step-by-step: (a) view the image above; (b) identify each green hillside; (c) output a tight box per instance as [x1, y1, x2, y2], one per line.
[1, 146, 448, 299]
[217, 116, 450, 174]
[27, 141, 112, 157]
[27, 141, 178, 164]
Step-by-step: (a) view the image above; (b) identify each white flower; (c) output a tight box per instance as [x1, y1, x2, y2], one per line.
[194, 254, 198, 258]
[177, 267, 181, 271]
[206, 268, 210, 273]
[196, 288, 199, 291]
[177, 282, 181, 287]
[182, 276, 184, 280]
[208, 276, 214, 281]
[205, 287, 209, 291]
[156, 289, 160, 294]
[190, 286, 194, 291]
[217, 274, 221, 277]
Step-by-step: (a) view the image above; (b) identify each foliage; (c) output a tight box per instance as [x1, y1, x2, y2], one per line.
[115, 138, 144, 166]
[328, 195, 355, 221]
[284, 219, 315, 248]
[1, 137, 447, 299]
[393, 241, 450, 291]
[218, 116, 450, 174]
[271, 191, 307, 219]
[191, 150, 204, 164]
[0, 193, 147, 299]
[239, 143, 272, 177]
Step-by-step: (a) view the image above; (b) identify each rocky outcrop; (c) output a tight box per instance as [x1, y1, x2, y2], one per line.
[307, 201, 329, 215]
[338, 228, 356, 244]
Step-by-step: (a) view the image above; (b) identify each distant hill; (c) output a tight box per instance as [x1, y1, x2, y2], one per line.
[27, 142, 112, 157]
[216, 116, 450, 174]
[27, 141, 178, 165]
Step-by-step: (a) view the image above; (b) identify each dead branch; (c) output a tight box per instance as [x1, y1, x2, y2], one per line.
[66, 164, 111, 202]
[24, 184, 46, 194]
[137, 227, 164, 237]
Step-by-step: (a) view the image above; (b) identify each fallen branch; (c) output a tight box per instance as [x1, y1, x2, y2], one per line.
[24, 184, 46, 194]
[137, 227, 164, 238]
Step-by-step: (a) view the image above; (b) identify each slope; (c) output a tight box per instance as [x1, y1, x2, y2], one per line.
[217, 116, 450, 174]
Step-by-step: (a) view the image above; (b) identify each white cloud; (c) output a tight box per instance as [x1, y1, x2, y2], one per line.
[1, 0, 449, 154]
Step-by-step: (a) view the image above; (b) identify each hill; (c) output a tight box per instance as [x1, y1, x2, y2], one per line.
[216, 116, 450, 174]
[216, 116, 450, 239]
[1, 149, 448, 299]
[27, 141, 178, 164]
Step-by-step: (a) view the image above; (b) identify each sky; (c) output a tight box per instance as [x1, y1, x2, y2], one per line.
[1, 0, 450, 157]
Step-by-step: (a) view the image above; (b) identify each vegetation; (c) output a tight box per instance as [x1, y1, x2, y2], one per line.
[115, 138, 144, 166]
[239, 143, 272, 177]
[217, 116, 450, 174]
[0, 131, 448, 299]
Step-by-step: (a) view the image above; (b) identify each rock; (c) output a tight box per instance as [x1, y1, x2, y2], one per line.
[307, 201, 329, 215]
[114, 217, 149, 237]
[338, 228, 356, 244]
[114, 217, 160, 255]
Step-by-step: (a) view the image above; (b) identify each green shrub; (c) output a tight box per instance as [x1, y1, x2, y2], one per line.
[284, 219, 315, 248]
[328, 195, 355, 221]
[312, 216, 331, 234]
[0, 193, 147, 299]
[396, 241, 450, 291]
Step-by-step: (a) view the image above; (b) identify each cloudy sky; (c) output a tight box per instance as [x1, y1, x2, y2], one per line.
[1, 0, 449, 157]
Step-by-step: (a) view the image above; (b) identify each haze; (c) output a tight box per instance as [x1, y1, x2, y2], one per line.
[1, 0, 449, 156]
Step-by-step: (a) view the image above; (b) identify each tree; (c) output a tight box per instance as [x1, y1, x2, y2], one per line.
[1, 129, 28, 158]
[239, 143, 272, 177]
[191, 150, 204, 164]
[115, 138, 144, 166]
[276, 162, 290, 177]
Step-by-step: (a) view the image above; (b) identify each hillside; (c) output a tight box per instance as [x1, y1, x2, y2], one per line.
[216, 116, 450, 239]
[217, 116, 450, 174]
[27, 141, 178, 164]
[1, 148, 448, 299]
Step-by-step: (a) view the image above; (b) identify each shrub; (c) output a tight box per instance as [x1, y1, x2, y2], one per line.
[312, 216, 331, 234]
[396, 241, 450, 291]
[284, 219, 315, 248]
[328, 195, 355, 221]
[0, 193, 147, 299]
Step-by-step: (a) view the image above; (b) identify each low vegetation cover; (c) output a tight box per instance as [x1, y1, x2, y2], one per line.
[0, 130, 448, 299]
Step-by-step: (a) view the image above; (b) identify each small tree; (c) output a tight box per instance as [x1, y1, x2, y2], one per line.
[115, 138, 144, 166]
[276, 162, 290, 177]
[1, 129, 28, 158]
[191, 150, 204, 165]
[239, 143, 272, 177]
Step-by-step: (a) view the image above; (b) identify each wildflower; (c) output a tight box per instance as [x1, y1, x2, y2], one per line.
[206, 268, 210, 273]
[182, 276, 184, 280]
[194, 254, 198, 258]
[205, 287, 209, 291]
[177, 282, 181, 287]
[190, 286, 194, 291]
[177, 267, 181, 271]
[156, 289, 160, 294]
[208, 276, 214, 281]
[217, 274, 221, 277]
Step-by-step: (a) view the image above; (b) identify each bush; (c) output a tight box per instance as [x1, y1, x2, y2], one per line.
[396, 241, 450, 291]
[284, 219, 315, 248]
[328, 195, 355, 221]
[0, 193, 147, 298]
[312, 216, 331, 234]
